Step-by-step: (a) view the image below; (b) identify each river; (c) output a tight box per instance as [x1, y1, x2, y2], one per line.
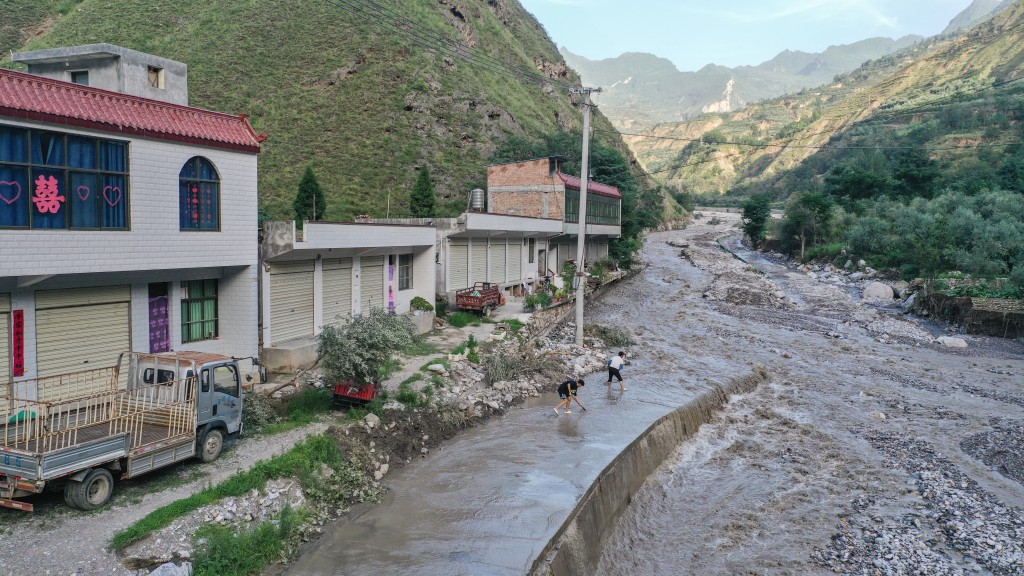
[287, 214, 1024, 575]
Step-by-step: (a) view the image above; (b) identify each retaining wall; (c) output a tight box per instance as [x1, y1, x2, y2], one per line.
[529, 367, 771, 575]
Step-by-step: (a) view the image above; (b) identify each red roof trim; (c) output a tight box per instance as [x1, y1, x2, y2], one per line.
[557, 172, 622, 199]
[0, 68, 262, 153]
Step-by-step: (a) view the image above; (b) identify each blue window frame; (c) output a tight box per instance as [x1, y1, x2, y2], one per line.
[0, 124, 129, 229]
[179, 157, 220, 231]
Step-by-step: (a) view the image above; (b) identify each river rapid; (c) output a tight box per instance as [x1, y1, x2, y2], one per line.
[288, 213, 1023, 575]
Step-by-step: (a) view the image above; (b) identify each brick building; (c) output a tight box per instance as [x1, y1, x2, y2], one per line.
[0, 46, 263, 383]
[486, 157, 621, 276]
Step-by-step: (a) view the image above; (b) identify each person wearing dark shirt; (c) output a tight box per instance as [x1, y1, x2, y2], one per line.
[553, 378, 586, 415]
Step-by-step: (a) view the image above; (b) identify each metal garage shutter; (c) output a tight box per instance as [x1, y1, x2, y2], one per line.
[449, 239, 469, 291]
[490, 241, 506, 284]
[508, 242, 522, 283]
[270, 261, 315, 344]
[323, 258, 353, 326]
[471, 241, 487, 284]
[36, 286, 131, 380]
[0, 293, 9, 383]
[360, 259, 385, 312]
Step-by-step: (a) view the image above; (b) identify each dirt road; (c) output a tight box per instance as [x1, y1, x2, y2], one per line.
[595, 214, 1023, 575]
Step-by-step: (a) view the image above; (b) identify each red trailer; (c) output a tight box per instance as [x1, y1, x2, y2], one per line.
[455, 282, 502, 316]
[332, 381, 379, 408]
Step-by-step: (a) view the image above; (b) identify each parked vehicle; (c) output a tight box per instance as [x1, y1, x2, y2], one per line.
[455, 282, 502, 316]
[0, 351, 252, 512]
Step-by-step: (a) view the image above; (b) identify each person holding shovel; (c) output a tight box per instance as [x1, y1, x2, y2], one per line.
[554, 378, 586, 415]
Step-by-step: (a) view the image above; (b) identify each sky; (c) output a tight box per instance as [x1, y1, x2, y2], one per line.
[518, 0, 978, 72]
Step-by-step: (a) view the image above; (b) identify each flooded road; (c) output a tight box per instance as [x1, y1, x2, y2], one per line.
[288, 214, 1023, 575]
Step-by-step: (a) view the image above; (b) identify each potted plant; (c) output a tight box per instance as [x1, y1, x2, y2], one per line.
[410, 296, 434, 316]
[523, 293, 539, 312]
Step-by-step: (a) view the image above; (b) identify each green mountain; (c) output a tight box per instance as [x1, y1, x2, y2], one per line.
[1, 0, 637, 220]
[638, 0, 1024, 198]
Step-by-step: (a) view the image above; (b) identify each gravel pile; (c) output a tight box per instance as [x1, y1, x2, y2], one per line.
[961, 419, 1024, 487]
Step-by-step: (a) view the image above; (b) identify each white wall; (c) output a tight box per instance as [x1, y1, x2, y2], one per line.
[0, 118, 258, 277]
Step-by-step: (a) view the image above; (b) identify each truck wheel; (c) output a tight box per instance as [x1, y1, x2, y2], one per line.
[199, 428, 224, 463]
[66, 468, 114, 510]
[482, 305, 493, 318]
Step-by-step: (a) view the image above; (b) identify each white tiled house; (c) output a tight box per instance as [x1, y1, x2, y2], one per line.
[0, 46, 263, 383]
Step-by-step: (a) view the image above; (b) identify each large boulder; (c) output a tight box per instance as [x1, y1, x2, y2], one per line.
[937, 336, 968, 348]
[862, 282, 895, 301]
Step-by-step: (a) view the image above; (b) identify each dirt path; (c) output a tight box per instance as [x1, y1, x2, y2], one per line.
[0, 421, 331, 575]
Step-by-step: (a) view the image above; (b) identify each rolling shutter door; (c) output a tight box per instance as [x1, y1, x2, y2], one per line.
[449, 239, 469, 291]
[508, 242, 522, 283]
[361, 259, 385, 312]
[0, 293, 9, 382]
[270, 261, 315, 344]
[471, 242, 487, 284]
[323, 258, 353, 326]
[36, 286, 131, 380]
[490, 242, 506, 284]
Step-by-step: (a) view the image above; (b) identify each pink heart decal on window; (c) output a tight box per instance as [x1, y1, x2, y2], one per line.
[0, 181, 22, 205]
[77, 185, 91, 201]
[103, 186, 122, 207]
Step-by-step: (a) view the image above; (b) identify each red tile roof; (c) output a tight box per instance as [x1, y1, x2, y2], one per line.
[0, 68, 264, 152]
[558, 172, 622, 199]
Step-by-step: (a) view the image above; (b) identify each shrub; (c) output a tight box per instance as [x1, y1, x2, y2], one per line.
[434, 297, 448, 317]
[585, 324, 634, 347]
[319, 307, 415, 385]
[410, 296, 434, 312]
[482, 353, 524, 382]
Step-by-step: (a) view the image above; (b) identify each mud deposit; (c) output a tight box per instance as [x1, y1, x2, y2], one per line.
[594, 214, 1023, 576]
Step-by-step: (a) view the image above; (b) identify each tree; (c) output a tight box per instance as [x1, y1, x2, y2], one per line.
[318, 308, 415, 386]
[294, 166, 326, 223]
[410, 167, 436, 218]
[741, 195, 772, 247]
[781, 192, 835, 259]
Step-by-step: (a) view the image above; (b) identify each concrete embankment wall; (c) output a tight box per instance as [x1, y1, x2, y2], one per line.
[530, 367, 771, 576]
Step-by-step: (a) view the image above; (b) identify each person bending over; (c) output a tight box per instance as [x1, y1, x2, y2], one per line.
[554, 378, 586, 415]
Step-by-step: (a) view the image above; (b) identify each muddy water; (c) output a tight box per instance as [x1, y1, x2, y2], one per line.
[285, 228, 746, 575]
[594, 215, 1024, 575]
[288, 214, 1024, 575]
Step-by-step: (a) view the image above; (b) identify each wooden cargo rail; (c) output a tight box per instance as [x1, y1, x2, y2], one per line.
[1, 372, 197, 457]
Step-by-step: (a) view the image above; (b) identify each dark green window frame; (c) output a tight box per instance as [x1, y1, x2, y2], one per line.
[181, 279, 219, 343]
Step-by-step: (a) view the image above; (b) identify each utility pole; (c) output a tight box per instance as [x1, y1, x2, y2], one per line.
[570, 87, 601, 347]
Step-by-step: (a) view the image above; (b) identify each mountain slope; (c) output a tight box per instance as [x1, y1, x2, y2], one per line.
[640, 0, 1024, 198]
[2, 0, 628, 220]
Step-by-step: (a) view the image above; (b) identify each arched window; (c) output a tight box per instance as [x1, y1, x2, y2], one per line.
[179, 157, 220, 230]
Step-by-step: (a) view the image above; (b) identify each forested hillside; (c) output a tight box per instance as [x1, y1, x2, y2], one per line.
[671, 2, 1024, 293]
[1, 0, 658, 225]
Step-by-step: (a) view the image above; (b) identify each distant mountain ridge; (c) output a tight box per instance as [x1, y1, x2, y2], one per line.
[942, 0, 1016, 34]
[564, 0, 1016, 131]
[562, 36, 922, 130]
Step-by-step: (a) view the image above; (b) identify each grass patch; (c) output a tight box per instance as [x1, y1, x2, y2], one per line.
[499, 319, 525, 334]
[192, 505, 300, 576]
[110, 435, 341, 551]
[403, 336, 440, 357]
[419, 357, 450, 373]
[396, 380, 424, 408]
[258, 388, 334, 435]
[399, 373, 423, 387]
[447, 311, 482, 328]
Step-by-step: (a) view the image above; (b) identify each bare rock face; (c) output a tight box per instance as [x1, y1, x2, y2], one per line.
[862, 282, 895, 302]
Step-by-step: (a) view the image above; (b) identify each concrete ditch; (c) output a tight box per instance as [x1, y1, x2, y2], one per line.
[530, 366, 771, 576]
